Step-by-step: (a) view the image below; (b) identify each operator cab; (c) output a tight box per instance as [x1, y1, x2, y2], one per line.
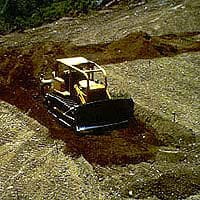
[41, 57, 111, 104]
[40, 57, 134, 133]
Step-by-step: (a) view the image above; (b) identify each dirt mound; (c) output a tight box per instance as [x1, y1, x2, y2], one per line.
[105, 32, 161, 61]
[1, 31, 199, 88]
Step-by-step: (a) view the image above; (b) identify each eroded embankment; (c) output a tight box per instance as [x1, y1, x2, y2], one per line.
[0, 31, 198, 166]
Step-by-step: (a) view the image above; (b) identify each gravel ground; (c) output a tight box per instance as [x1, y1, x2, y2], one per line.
[0, 101, 199, 199]
[0, 0, 200, 199]
[106, 52, 200, 135]
[0, 101, 106, 200]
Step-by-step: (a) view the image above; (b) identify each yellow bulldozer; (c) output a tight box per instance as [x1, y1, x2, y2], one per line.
[40, 57, 134, 133]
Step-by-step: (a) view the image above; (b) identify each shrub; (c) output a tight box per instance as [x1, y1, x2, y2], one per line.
[0, 0, 98, 33]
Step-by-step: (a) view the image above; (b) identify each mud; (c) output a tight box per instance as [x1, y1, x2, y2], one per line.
[0, 31, 199, 166]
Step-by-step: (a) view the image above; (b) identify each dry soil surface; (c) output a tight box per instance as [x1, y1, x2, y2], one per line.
[0, 0, 200, 199]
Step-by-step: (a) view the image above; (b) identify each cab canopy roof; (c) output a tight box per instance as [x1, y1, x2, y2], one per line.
[56, 57, 107, 77]
[56, 57, 89, 66]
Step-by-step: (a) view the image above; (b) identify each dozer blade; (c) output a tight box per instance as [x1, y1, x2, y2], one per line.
[75, 98, 134, 133]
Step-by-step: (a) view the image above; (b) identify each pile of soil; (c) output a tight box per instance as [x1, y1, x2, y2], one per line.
[1, 31, 199, 87]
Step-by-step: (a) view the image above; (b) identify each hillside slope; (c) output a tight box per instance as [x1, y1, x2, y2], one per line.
[0, 0, 200, 199]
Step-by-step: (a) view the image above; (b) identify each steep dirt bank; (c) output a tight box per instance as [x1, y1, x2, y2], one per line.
[1, 0, 199, 47]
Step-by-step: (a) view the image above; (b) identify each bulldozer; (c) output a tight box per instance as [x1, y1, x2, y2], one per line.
[40, 57, 134, 133]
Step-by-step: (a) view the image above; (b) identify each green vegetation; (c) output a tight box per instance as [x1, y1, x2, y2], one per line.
[0, 0, 97, 33]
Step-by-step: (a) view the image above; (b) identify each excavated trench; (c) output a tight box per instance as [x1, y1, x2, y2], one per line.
[0, 31, 199, 166]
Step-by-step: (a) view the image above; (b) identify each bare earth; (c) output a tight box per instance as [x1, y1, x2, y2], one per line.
[0, 0, 200, 199]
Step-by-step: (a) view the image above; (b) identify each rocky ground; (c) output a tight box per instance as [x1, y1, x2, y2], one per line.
[0, 0, 200, 199]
